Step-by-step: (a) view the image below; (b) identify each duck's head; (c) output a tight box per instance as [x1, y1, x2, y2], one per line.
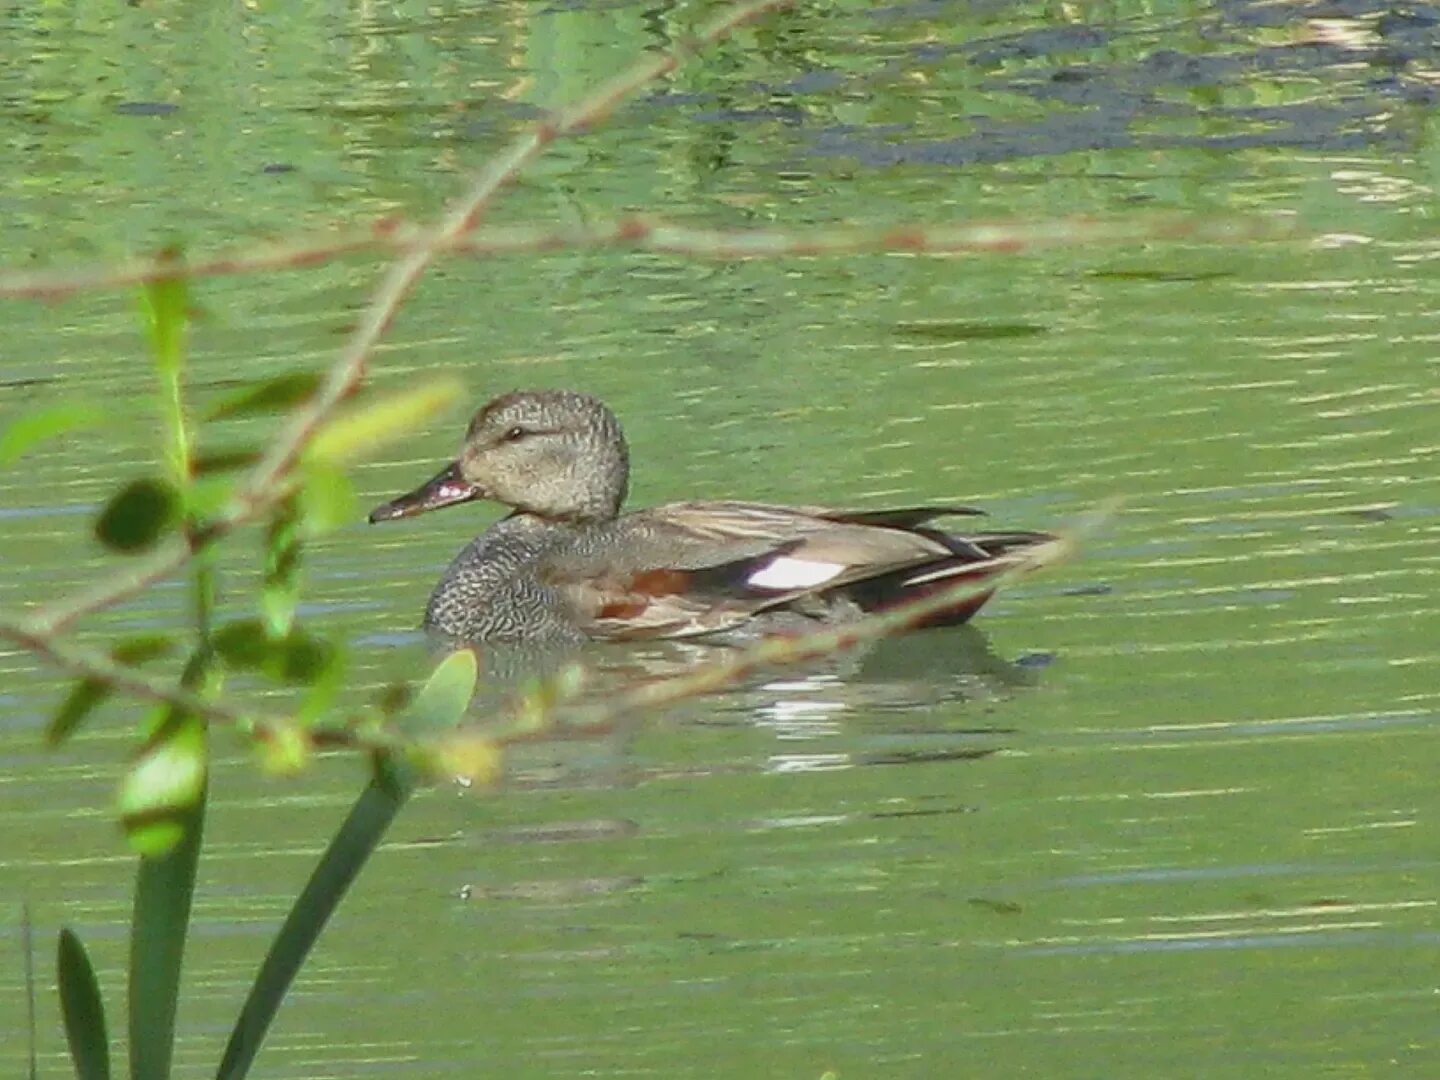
[368, 389, 630, 525]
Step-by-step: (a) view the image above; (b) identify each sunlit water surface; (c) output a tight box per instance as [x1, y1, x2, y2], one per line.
[3, 1, 1439, 1077]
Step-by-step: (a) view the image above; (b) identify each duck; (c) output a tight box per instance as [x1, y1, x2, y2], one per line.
[368, 390, 1055, 643]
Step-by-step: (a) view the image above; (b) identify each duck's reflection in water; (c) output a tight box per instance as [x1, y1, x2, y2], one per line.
[439, 625, 1046, 786]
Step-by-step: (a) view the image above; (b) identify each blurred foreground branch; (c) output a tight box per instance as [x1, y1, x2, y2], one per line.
[0, 214, 1288, 300]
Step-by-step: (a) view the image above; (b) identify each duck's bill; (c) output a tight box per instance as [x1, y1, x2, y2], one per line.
[368, 462, 482, 523]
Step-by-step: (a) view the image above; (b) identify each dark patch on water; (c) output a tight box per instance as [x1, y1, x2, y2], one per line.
[1336, 506, 1395, 523]
[114, 101, 179, 117]
[651, 0, 1440, 169]
[1013, 651, 1057, 670]
[861, 746, 1000, 766]
[1088, 269, 1233, 283]
[968, 896, 1024, 915]
[1060, 584, 1113, 598]
[893, 320, 1048, 341]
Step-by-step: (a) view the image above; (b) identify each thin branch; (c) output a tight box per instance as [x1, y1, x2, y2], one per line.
[24, 537, 196, 638]
[456, 214, 1281, 260]
[0, 228, 387, 299]
[0, 214, 1287, 299]
[0, 616, 267, 733]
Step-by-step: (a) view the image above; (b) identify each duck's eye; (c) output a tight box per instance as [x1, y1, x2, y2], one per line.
[502, 426, 528, 443]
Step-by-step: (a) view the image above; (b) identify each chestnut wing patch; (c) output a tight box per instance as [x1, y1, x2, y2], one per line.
[579, 545, 842, 639]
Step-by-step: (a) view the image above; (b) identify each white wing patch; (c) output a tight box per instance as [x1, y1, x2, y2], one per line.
[747, 556, 847, 592]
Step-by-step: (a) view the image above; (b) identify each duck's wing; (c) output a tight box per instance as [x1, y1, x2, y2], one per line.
[543, 501, 1051, 641]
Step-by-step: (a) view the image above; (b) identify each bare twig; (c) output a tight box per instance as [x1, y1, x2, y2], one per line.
[468, 215, 1280, 259]
[0, 228, 387, 299]
[22, 539, 195, 637]
[0, 615, 269, 733]
[0, 214, 1287, 299]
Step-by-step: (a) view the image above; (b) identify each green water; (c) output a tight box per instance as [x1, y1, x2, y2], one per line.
[4, 2, 1439, 1077]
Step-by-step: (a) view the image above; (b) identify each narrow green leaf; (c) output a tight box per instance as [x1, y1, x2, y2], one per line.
[95, 478, 180, 553]
[139, 268, 189, 380]
[129, 719, 206, 1080]
[206, 371, 323, 421]
[57, 928, 112, 1080]
[119, 715, 207, 857]
[307, 376, 463, 464]
[49, 679, 109, 747]
[262, 497, 301, 637]
[399, 649, 478, 739]
[216, 778, 405, 1080]
[0, 401, 103, 467]
[139, 263, 194, 485]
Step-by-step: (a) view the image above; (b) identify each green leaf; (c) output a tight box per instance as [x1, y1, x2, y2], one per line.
[296, 642, 347, 726]
[262, 497, 301, 637]
[399, 648, 478, 739]
[119, 715, 207, 857]
[206, 371, 324, 421]
[57, 928, 112, 1080]
[193, 445, 260, 475]
[216, 778, 405, 1080]
[95, 478, 180, 554]
[49, 680, 109, 747]
[271, 632, 333, 685]
[214, 619, 335, 685]
[308, 376, 463, 464]
[128, 717, 205, 1080]
[213, 619, 270, 670]
[111, 633, 179, 667]
[0, 401, 103, 467]
[139, 267, 189, 380]
[57, 930, 111, 1076]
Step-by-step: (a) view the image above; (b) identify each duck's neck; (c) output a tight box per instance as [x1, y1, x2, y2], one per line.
[508, 465, 628, 524]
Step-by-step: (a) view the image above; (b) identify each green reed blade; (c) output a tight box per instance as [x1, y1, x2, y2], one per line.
[57, 927, 112, 1080]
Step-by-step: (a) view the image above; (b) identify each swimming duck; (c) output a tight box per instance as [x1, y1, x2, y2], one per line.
[368, 390, 1054, 643]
